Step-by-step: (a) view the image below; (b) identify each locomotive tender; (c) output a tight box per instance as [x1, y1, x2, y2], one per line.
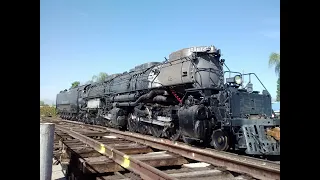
[56, 45, 280, 156]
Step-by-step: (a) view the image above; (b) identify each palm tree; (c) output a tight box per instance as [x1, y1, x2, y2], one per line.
[269, 52, 280, 101]
[269, 52, 280, 76]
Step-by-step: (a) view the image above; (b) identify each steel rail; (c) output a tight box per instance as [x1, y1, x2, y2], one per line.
[55, 119, 280, 180]
[44, 118, 280, 180]
[106, 129, 280, 180]
[55, 124, 177, 180]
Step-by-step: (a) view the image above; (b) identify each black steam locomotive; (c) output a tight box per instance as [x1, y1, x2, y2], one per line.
[56, 46, 280, 156]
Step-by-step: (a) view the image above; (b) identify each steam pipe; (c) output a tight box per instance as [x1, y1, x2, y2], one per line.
[115, 90, 166, 107]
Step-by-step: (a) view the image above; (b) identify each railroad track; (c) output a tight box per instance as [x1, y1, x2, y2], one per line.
[42, 117, 280, 180]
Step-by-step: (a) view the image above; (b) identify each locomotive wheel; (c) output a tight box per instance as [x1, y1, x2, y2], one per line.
[85, 118, 90, 124]
[138, 123, 148, 135]
[210, 129, 229, 151]
[150, 125, 163, 138]
[104, 121, 112, 127]
[165, 128, 181, 141]
[95, 117, 103, 126]
[127, 115, 138, 132]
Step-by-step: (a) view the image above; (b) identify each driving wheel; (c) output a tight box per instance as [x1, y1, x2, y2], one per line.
[210, 129, 229, 151]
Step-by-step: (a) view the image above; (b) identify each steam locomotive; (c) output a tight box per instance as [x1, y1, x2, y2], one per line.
[56, 45, 280, 156]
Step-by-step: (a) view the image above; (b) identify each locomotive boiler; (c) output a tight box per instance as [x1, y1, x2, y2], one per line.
[56, 45, 280, 156]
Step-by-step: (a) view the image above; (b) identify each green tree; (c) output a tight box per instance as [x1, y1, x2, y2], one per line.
[269, 52, 280, 75]
[276, 78, 280, 101]
[92, 72, 108, 82]
[70, 81, 80, 89]
[40, 100, 49, 106]
[269, 52, 280, 101]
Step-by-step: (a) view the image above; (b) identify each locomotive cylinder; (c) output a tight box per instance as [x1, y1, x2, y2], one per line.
[178, 105, 211, 140]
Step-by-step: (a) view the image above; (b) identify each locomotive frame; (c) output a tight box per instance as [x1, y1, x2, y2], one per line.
[56, 45, 280, 156]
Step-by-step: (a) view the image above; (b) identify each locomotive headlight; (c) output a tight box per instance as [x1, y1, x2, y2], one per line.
[234, 75, 242, 85]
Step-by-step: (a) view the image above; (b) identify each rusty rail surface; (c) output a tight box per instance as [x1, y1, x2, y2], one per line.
[55, 124, 176, 180]
[104, 127, 280, 180]
[45, 118, 280, 180]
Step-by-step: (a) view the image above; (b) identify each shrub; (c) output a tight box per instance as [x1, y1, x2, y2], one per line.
[40, 106, 57, 117]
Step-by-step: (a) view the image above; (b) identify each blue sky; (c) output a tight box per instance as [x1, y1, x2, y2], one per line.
[40, 0, 280, 102]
